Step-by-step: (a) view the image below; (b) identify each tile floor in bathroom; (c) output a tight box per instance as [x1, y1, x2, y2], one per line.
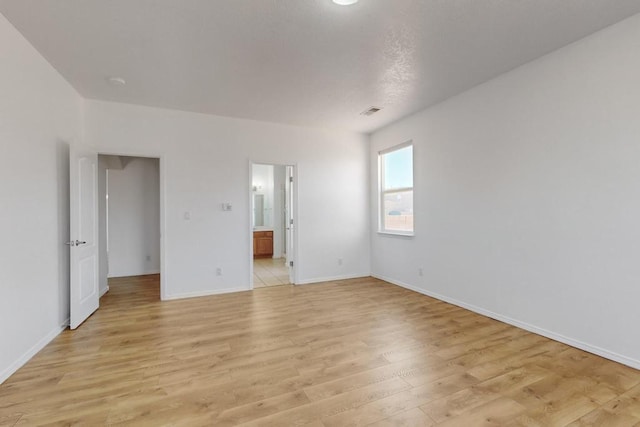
[253, 257, 290, 288]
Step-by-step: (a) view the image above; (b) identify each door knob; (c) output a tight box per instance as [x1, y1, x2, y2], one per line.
[65, 240, 87, 246]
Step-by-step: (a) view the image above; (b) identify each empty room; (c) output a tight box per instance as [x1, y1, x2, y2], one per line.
[1, 1, 640, 425]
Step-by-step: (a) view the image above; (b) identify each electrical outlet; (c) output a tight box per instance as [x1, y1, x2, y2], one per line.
[146, 255, 151, 262]
[338, 258, 343, 266]
[216, 267, 223, 276]
[418, 268, 424, 276]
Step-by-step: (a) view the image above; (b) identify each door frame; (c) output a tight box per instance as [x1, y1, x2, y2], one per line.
[97, 149, 167, 300]
[248, 161, 298, 288]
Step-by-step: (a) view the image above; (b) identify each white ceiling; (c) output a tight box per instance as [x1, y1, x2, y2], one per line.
[1, 1, 640, 133]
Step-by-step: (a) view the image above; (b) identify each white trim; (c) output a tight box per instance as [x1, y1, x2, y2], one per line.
[378, 142, 414, 235]
[382, 186, 413, 194]
[248, 161, 299, 288]
[163, 286, 250, 301]
[373, 274, 640, 371]
[248, 161, 255, 288]
[0, 319, 69, 385]
[92, 148, 166, 302]
[159, 156, 166, 301]
[99, 285, 110, 297]
[296, 274, 370, 285]
[377, 231, 415, 237]
[378, 140, 413, 156]
[289, 165, 299, 285]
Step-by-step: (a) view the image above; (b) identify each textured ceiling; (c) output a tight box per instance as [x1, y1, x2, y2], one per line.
[1, 0, 640, 133]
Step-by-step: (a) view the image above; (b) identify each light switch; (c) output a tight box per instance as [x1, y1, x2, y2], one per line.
[184, 211, 191, 220]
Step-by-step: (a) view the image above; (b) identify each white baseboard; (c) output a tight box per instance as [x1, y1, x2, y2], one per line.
[99, 285, 110, 297]
[296, 273, 370, 285]
[373, 274, 640, 371]
[163, 286, 250, 301]
[0, 318, 69, 385]
[164, 274, 369, 300]
[143, 270, 160, 275]
[108, 270, 160, 279]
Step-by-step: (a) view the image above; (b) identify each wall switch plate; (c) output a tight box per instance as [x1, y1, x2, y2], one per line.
[184, 211, 191, 220]
[216, 267, 223, 276]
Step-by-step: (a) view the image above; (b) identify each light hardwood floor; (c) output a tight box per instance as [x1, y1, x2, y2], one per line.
[1, 275, 639, 426]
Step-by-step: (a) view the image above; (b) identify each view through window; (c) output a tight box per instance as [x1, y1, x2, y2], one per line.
[379, 143, 414, 234]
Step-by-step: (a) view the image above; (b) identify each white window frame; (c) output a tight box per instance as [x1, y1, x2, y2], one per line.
[378, 141, 414, 236]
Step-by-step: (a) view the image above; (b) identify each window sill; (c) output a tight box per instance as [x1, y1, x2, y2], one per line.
[377, 230, 414, 237]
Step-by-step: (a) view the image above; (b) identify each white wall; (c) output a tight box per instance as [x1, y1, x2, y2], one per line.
[85, 100, 370, 297]
[370, 14, 640, 368]
[98, 156, 109, 296]
[107, 157, 160, 278]
[0, 14, 82, 383]
[273, 165, 286, 258]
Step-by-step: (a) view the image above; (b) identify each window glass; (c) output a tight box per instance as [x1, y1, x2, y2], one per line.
[379, 143, 414, 234]
[383, 145, 413, 190]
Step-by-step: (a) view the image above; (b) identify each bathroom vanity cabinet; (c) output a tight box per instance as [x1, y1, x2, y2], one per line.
[253, 230, 273, 258]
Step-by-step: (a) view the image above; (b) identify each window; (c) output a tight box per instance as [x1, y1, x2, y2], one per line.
[379, 142, 414, 235]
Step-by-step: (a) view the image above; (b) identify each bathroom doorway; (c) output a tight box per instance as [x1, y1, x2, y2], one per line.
[250, 163, 296, 288]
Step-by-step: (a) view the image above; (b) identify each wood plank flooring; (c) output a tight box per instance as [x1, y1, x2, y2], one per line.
[1, 275, 639, 426]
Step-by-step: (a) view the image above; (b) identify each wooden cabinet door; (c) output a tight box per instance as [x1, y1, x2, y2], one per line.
[253, 231, 273, 257]
[256, 237, 272, 255]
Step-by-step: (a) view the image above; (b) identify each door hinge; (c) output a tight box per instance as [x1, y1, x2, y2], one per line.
[289, 261, 294, 267]
[289, 176, 294, 183]
[290, 219, 294, 225]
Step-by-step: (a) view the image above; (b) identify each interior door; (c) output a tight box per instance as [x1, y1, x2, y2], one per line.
[69, 148, 99, 329]
[285, 166, 295, 283]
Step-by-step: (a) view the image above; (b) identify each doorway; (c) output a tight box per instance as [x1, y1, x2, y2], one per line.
[70, 149, 165, 329]
[98, 155, 161, 298]
[250, 163, 296, 288]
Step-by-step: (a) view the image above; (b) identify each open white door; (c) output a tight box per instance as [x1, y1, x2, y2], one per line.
[69, 148, 99, 329]
[285, 166, 295, 284]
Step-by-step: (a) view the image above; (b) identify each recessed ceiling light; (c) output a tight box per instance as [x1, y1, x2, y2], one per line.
[332, 0, 358, 5]
[106, 76, 126, 86]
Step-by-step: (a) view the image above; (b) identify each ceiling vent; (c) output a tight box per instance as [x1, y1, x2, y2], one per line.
[360, 106, 382, 116]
